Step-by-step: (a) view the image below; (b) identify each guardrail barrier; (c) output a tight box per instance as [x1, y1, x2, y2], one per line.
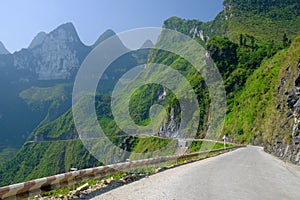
[0, 145, 245, 200]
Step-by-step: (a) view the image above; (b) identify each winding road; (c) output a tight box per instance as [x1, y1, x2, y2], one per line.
[91, 146, 300, 200]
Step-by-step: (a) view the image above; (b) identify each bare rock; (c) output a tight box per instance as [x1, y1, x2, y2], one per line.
[105, 177, 114, 184]
[76, 183, 89, 192]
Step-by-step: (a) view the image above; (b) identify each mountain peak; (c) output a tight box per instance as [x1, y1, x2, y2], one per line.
[92, 29, 116, 48]
[28, 32, 47, 49]
[140, 40, 154, 48]
[14, 22, 90, 80]
[48, 22, 81, 43]
[56, 22, 77, 33]
[0, 41, 10, 55]
[28, 22, 82, 50]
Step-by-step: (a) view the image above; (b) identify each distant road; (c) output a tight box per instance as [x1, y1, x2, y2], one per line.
[92, 146, 300, 200]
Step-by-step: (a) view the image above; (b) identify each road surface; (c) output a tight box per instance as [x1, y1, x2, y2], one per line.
[91, 146, 300, 200]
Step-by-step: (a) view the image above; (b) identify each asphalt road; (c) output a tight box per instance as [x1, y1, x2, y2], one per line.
[92, 146, 300, 200]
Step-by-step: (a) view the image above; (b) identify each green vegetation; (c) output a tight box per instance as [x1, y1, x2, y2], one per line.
[31, 94, 120, 141]
[206, 35, 282, 113]
[223, 0, 300, 42]
[0, 140, 100, 186]
[0, 136, 227, 187]
[188, 141, 232, 153]
[0, 148, 18, 165]
[20, 84, 72, 126]
[32, 109, 76, 140]
[40, 144, 235, 198]
[19, 84, 71, 109]
[164, 0, 300, 44]
[129, 137, 177, 160]
[1, 0, 300, 188]
[223, 36, 300, 144]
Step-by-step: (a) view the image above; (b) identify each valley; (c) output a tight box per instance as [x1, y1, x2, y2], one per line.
[0, 0, 299, 189]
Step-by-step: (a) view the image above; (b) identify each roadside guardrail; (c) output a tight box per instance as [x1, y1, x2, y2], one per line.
[0, 145, 245, 200]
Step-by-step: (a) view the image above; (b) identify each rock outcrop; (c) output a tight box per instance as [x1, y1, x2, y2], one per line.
[157, 87, 180, 138]
[13, 23, 90, 80]
[265, 56, 300, 165]
[158, 106, 180, 138]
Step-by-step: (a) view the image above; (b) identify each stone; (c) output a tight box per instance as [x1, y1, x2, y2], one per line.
[100, 179, 105, 184]
[105, 177, 114, 184]
[70, 167, 78, 171]
[76, 183, 89, 192]
[155, 168, 162, 173]
[74, 190, 80, 196]
[296, 152, 300, 162]
[130, 174, 137, 180]
[113, 180, 125, 186]
[120, 178, 127, 183]
[155, 167, 167, 173]
[34, 195, 40, 200]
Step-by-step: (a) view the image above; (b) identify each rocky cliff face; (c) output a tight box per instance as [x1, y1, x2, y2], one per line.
[265, 56, 300, 165]
[13, 23, 91, 80]
[286, 57, 300, 144]
[0, 23, 93, 153]
[158, 106, 181, 138]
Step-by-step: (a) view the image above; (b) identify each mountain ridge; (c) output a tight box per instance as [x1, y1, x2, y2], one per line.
[163, 0, 300, 44]
[28, 32, 47, 49]
[0, 22, 150, 167]
[23, 0, 299, 148]
[0, 41, 10, 55]
[1, 0, 300, 187]
[92, 29, 116, 48]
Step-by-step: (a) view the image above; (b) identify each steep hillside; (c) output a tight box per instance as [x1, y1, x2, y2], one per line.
[1, 0, 300, 187]
[134, 23, 282, 140]
[0, 140, 100, 186]
[157, 0, 300, 144]
[223, 35, 300, 164]
[128, 0, 300, 163]
[0, 22, 90, 159]
[164, 0, 300, 44]
[223, 0, 300, 42]
[19, 84, 73, 126]
[0, 23, 148, 162]
[0, 136, 178, 186]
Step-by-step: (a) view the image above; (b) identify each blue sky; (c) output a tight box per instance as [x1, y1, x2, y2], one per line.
[0, 0, 223, 53]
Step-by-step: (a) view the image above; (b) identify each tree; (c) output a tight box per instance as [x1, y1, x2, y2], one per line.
[250, 36, 255, 48]
[206, 37, 238, 79]
[239, 34, 243, 46]
[283, 33, 289, 48]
